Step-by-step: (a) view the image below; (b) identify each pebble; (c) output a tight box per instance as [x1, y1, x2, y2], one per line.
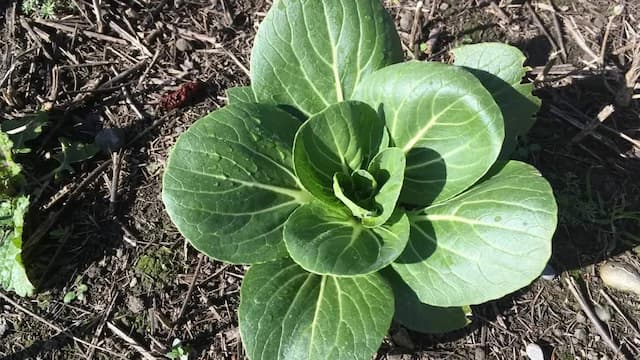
[439, 2, 449, 11]
[126, 295, 145, 314]
[552, 328, 563, 337]
[399, 12, 412, 32]
[599, 262, 640, 296]
[594, 303, 612, 322]
[176, 38, 193, 52]
[576, 312, 587, 324]
[525, 343, 545, 360]
[574, 327, 587, 341]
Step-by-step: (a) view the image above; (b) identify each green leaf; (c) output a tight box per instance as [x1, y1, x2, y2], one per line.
[392, 161, 557, 306]
[239, 258, 394, 360]
[333, 148, 406, 227]
[293, 101, 387, 205]
[364, 147, 405, 227]
[251, 0, 403, 116]
[1, 112, 48, 153]
[380, 267, 471, 333]
[333, 171, 377, 219]
[162, 104, 311, 264]
[0, 132, 34, 297]
[452, 43, 540, 159]
[0, 133, 22, 193]
[53, 138, 99, 175]
[353, 61, 504, 207]
[227, 86, 256, 104]
[0, 195, 34, 297]
[63, 290, 76, 304]
[285, 201, 410, 276]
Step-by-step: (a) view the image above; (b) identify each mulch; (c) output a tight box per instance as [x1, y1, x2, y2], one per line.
[1, 0, 639, 359]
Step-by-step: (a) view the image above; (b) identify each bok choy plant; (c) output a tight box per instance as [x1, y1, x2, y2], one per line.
[162, 0, 557, 358]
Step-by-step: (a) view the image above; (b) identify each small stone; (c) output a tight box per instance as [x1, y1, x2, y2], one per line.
[552, 328, 563, 337]
[525, 343, 545, 360]
[439, 2, 450, 11]
[574, 327, 587, 341]
[176, 38, 193, 52]
[576, 312, 587, 324]
[594, 304, 612, 322]
[127, 295, 145, 314]
[540, 263, 557, 281]
[399, 12, 412, 32]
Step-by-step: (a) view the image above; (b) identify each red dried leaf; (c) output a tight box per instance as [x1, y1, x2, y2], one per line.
[160, 81, 202, 110]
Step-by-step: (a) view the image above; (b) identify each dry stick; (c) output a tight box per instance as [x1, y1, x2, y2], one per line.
[32, 19, 128, 45]
[121, 85, 146, 120]
[548, 0, 567, 62]
[19, 18, 53, 60]
[168, 24, 221, 47]
[0, 292, 127, 358]
[109, 150, 122, 214]
[92, 0, 104, 33]
[86, 292, 119, 360]
[175, 254, 205, 324]
[488, 1, 510, 24]
[108, 20, 152, 56]
[600, 289, 640, 338]
[549, 105, 622, 155]
[525, 2, 562, 58]
[106, 322, 158, 360]
[564, 277, 625, 357]
[571, 104, 615, 143]
[557, 99, 640, 150]
[409, 1, 424, 58]
[222, 49, 251, 78]
[564, 16, 599, 62]
[600, 14, 615, 64]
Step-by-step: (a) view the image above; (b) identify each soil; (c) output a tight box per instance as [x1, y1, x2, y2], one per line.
[1, 0, 639, 359]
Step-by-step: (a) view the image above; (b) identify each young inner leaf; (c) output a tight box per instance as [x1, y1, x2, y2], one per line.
[333, 170, 380, 219]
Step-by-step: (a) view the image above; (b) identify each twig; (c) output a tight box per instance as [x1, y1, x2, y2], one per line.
[109, 150, 123, 214]
[564, 16, 599, 62]
[175, 254, 205, 324]
[107, 322, 159, 360]
[32, 19, 128, 45]
[87, 291, 119, 360]
[0, 291, 126, 358]
[549, 1, 567, 62]
[599, 289, 640, 338]
[92, 0, 104, 33]
[19, 18, 53, 60]
[222, 49, 250, 78]
[525, 2, 562, 59]
[571, 104, 615, 143]
[108, 21, 152, 56]
[168, 24, 222, 47]
[409, 1, 423, 58]
[487, 1, 510, 24]
[564, 277, 624, 357]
